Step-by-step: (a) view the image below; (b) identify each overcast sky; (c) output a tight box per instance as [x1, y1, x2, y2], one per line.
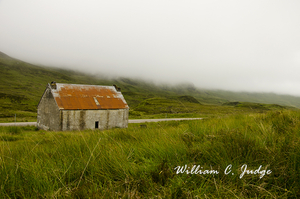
[1, 0, 300, 95]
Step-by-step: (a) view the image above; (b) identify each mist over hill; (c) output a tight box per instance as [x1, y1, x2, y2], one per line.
[0, 51, 300, 120]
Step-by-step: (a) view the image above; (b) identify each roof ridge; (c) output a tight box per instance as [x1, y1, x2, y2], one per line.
[55, 83, 114, 87]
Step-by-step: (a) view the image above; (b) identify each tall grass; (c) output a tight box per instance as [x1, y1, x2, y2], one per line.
[0, 110, 299, 198]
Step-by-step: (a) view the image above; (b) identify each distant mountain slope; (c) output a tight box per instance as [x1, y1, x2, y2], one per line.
[0, 51, 13, 59]
[213, 90, 300, 108]
[0, 51, 299, 120]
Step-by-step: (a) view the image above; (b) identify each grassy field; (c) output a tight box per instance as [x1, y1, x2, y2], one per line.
[1, 51, 300, 198]
[0, 109, 299, 198]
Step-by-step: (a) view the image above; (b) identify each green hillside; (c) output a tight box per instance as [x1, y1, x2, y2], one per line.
[0, 51, 299, 122]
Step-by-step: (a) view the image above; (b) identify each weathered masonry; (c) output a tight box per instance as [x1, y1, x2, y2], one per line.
[37, 82, 129, 131]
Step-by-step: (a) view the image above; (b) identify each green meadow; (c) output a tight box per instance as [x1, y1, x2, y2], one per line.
[1, 51, 300, 198]
[0, 110, 300, 198]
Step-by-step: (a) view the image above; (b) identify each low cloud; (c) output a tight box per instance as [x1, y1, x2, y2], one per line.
[1, 0, 300, 96]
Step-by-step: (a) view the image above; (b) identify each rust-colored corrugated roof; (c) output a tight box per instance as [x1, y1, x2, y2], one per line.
[51, 83, 129, 110]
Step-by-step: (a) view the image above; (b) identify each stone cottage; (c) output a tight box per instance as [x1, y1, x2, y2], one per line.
[37, 82, 129, 131]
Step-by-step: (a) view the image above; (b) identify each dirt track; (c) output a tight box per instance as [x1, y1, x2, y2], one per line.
[0, 118, 202, 127]
[0, 122, 37, 127]
[128, 118, 202, 123]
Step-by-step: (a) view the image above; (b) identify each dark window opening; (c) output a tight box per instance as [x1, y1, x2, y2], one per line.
[95, 121, 99, 129]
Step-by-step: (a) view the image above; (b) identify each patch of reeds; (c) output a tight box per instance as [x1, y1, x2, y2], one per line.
[0, 110, 299, 198]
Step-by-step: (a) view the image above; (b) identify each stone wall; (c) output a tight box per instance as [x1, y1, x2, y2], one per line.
[61, 109, 129, 131]
[37, 87, 61, 131]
